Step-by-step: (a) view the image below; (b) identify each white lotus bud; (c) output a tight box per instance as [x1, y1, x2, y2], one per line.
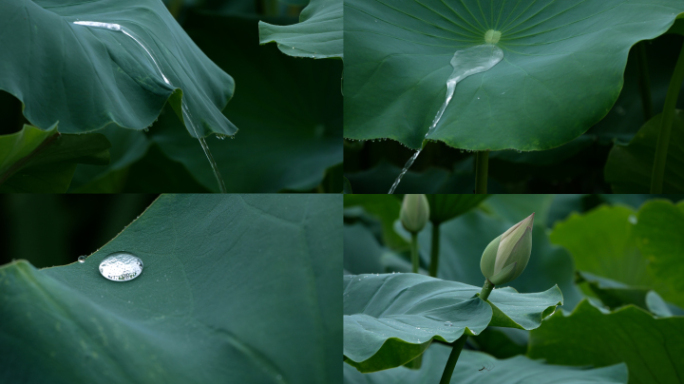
[480, 213, 534, 285]
[400, 194, 430, 233]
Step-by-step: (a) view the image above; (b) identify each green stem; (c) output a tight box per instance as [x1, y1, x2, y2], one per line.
[438, 334, 468, 384]
[637, 42, 653, 121]
[438, 279, 494, 384]
[650, 40, 684, 193]
[479, 279, 495, 301]
[474, 151, 489, 194]
[429, 223, 441, 277]
[410, 232, 419, 273]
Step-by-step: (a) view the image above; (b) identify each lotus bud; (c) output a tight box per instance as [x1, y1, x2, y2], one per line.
[400, 194, 430, 233]
[480, 213, 534, 285]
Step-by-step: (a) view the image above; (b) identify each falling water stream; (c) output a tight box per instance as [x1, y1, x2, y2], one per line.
[387, 43, 504, 194]
[73, 21, 227, 193]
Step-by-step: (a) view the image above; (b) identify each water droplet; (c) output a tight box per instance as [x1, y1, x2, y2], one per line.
[444, 321, 453, 327]
[78, 256, 86, 263]
[99, 252, 144, 282]
[216, 134, 227, 140]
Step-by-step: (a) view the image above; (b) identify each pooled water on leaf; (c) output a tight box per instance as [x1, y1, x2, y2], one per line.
[388, 44, 504, 194]
[77, 256, 86, 263]
[73, 21, 227, 193]
[99, 252, 144, 282]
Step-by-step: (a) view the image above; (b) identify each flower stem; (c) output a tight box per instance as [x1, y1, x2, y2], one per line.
[411, 232, 419, 273]
[438, 279, 495, 384]
[429, 223, 441, 277]
[650, 40, 684, 193]
[438, 334, 468, 384]
[480, 279, 495, 301]
[637, 42, 653, 121]
[474, 151, 489, 194]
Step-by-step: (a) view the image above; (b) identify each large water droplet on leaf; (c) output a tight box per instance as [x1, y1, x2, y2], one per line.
[99, 252, 144, 282]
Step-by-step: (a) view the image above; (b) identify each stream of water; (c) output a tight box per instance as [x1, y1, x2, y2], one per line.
[74, 21, 227, 193]
[387, 44, 504, 194]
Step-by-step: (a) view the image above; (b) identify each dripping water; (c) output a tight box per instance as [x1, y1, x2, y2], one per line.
[388, 44, 504, 194]
[73, 21, 227, 193]
[388, 150, 421, 194]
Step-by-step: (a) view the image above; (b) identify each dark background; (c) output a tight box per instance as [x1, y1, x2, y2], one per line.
[0, 195, 158, 268]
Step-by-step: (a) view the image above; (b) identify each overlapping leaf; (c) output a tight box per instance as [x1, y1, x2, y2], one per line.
[576, 271, 679, 317]
[418, 196, 582, 308]
[633, 200, 684, 307]
[0, 124, 110, 192]
[345, 343, 628, 384]
[259, 0, 343, 59]
[605, 111, 684, 192]
[344, 0, 684, 150]
[550, 201, 684, 307]
[0, 194, 342, 383]
[0, 0, 236, 137]
[425, 194, 488, 224]
[529, 300, 684, 384]
[343, 273, 561, 372]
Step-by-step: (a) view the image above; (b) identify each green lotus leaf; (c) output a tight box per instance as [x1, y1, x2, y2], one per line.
[344, 0, 684, 150]
[576, 271, 680, 317]
[550, 202, 684, 307]
[0, 0, 236, 137]
[259, 0, 343, 59]
[605, 111, 684, 193]
[0, 124, 110, 192]
[344, 223, 386, 275]
[418, 197, 582, 309]
[425, 194, 488, 225]
[66, 14, 343, 193]
[633, 200, 684, 308]
[148, 14, 342, 192]
[469, 327, 527, 359]
[344, 194, 407, 250]
[343, 273, 561, 372]
[529, 300, 684, 384]
[0, 194, 341, 383]
[550, 205, 651, 285]
[68, 127, 151, 192]
[344, 343, 628, 383]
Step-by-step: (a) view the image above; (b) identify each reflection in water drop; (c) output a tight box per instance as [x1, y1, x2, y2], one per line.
[78, 256, 86, 263]
[73, 20, 227, 193]
[99, 252, 144, 282]
[388, 44, 504, 194]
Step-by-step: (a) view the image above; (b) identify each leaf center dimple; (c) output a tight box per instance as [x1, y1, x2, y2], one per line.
[484, 29, 501, 44]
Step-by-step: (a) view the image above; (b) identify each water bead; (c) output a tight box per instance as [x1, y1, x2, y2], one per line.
[99, 252, 144, 282]
[77, 256, 86, 263]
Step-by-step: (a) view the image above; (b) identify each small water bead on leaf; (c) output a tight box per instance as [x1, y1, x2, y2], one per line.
[77, 256, 86, 263]
[444, 321, 453, 327]
[99, 252, 144, 282]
